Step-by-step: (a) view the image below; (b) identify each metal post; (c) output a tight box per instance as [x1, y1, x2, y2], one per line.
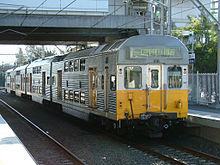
[218, 0, 220, 103]
[160, 0, 164, 35]
[196, 71, 199, 104]
[150, 4, 154, 35]
[167, 0, 171, 35]
[191, 32, 194, 101]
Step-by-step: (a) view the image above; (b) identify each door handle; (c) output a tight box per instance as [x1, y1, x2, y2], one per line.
[163, 84, 168, 109]
[146, 84, 150, 110]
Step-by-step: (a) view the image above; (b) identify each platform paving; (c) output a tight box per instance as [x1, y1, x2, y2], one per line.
[0, 115, 36, 165]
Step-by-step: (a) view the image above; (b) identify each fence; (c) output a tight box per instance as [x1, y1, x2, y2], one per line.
[188, 72, 218, 105]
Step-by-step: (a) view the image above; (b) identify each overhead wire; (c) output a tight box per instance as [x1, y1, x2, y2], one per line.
[17, 0, 78, 44]
[115, 0, 213, 32]
[91, 2, 127, 28]
[115, 0, 188, 29]
[20, 0, 48, 26]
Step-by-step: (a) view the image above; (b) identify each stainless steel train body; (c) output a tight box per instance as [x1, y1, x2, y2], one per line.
[5, 35, 189, 136]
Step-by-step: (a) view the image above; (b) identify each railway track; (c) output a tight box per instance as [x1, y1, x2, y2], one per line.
[0, 99, 86, 165]
[93, 123, 220, 165]
[1, 93, 220, 165]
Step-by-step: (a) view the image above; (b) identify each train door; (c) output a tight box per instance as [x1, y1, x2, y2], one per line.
[57, 70, 62, 100]
[146, 65, 162, 112]
[89, 68, 97, 107]
[30, 73, 32, 92]
[104, 67, 109, 111]
[42, 72, 46, 95]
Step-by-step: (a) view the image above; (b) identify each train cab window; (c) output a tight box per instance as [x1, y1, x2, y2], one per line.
[124, 66, 142, 89]
[74, 59, 79, 71]
[80, 59, 86, 71]
[64, 61, 69, 72]
[69, 61, 73, 72]
[151, 70, 159, 88]
[74, 91, 79, 102]
[80, 92, 85, 104]
[69, 90, 73, 101]
[64, 89, 69, 100]
[168, 66, 182, 88]
[110, 75, 116, 91]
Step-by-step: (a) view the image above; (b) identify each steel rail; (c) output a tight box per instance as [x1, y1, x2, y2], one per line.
[156, 139, 220, 164]
[0, 98, 86, 165]
[95, 130, 187, 165]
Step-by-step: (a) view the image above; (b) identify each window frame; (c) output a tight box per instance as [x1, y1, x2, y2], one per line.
[74, 59, 79, 71]
[64, 61, 69, 72]
[167, 66, 182, 89]
[124, 66, 142, 89]
[151, 70, 159, 88]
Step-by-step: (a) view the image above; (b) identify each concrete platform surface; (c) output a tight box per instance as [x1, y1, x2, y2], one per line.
[188, 105, 220, 129]
[0, 115, 36, 165]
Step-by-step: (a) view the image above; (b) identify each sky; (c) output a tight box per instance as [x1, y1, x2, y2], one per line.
[0, 45, 67, 65]
[0, 0, 108, 66]
[0, 0, 108, 12]
[0, 45, 24, 65]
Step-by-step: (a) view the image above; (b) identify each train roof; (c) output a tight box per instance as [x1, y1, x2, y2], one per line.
[63, 35, 188, 60]
[14, 64, 29, 71]
[6, 68, 15, 73]
[64, 47, 98, 60]
[27, 54, 66, 68]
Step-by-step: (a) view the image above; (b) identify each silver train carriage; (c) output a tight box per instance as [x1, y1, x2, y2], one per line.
[5, 35, 189, 136]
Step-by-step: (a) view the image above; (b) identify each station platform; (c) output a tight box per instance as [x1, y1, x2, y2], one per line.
[188, 105, 220, 129]
[187, 105, 220, 143]
[0, 115, 37, 165]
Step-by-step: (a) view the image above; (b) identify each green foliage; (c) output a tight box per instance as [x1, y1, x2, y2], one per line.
[172, 16, 217, 73]
[0, 63, 13, 87]
[25, 45, 56, 61]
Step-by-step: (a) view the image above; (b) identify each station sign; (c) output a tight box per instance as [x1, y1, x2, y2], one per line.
[189, 53, 195, 64]
[130, 47, 181, 58]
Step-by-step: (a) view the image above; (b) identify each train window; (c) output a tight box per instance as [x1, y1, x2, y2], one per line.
[80, 59, 86, 71]
[74, 91, 79, 102]
[80, 92, 85, 104]
[64, 61, 69, 72]
[110, 75, 116, 91]
[69, 61, 73, 72]
[124, 66, 142, 89]
[69, 90, 73, 101]
[39, 87, 42, 94]
[64, 89, 69, 100]
[168, 66, 182, 88]
[16, 71, 20, 75]
[151, 70, 159, 88]
[52, 76, 56, 85]
[101, 75, 104, 90]
[47, 77, 50, 85]
[74, 59, 79, 71]
[33, 66, 41, 74]
[66, 81, 69, 87]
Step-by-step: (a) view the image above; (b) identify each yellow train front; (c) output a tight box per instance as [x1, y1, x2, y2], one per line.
[115, 35, 188, 137]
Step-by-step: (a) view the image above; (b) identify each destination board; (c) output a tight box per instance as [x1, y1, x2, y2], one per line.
[130, 47, 181, 58]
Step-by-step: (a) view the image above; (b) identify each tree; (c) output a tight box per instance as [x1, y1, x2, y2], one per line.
[25, 45, 56, 61]
[16, 48, 26, 66]
[0, 63, 13, 87]
[172, 16, 217, 73]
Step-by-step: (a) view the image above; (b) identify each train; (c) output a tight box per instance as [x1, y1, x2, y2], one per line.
[5, 35, 189, 137]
